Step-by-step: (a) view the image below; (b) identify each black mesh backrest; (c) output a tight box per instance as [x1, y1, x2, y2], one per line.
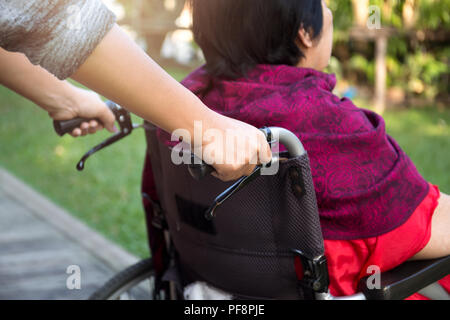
[145, 125, 325, 299]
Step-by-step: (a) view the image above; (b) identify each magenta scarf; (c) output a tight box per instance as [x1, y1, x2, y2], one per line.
[178, 64, 429, 240]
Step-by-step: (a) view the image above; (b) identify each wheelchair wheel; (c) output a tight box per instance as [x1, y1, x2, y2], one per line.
[89, 258, 164, 300]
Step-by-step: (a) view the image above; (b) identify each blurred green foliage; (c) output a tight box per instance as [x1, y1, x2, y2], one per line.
[417, 0, 450, 29]
[330, 0, 450, 31]
[329, 0, 449, 102]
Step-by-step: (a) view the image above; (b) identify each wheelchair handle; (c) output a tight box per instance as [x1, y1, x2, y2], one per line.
[53, 101, 121, 136]
[188, 127, 306, 181]
[267, 127, 306, 158]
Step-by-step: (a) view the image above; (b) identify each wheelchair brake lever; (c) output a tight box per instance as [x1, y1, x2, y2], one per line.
[204, 127, 279, 220]
[75, 101, 136, 171]
[205, 165, 262, 220]
[77, 131, 128, 170]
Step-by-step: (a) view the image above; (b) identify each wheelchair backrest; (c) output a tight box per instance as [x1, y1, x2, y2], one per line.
[145, 125, 325, 299]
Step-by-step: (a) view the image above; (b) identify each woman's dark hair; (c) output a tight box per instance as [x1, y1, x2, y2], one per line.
[189, 0, 324, 79]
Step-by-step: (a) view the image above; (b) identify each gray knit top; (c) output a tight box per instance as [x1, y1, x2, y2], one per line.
[0, 0, 116, 79]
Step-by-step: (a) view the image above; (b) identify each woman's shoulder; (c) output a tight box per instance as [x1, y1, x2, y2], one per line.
[287, 77, 381, 136]
[181, 64, 385, 137]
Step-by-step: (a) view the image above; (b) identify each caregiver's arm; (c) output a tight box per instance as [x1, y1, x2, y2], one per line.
[0, 48, 116, 137]
[72, 24, 216, 140]
[0, 0, 271, 180]
[71, 24, 271, 181]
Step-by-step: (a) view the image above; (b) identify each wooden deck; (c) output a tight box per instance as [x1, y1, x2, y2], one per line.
[0, 168, 139, 300]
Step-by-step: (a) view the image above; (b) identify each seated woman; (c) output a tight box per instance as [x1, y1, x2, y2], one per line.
[142, 0, 449, 299]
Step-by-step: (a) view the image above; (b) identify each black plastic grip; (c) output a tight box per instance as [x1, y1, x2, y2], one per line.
[187, 153, 215, 180]
[53, 117, 92, 136]
[53, 101, 116, 136]
[188, 162, 215, 181]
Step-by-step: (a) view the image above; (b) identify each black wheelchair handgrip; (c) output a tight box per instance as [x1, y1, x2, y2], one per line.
[53, 101, 117, 137]
[53, 118, 94, 136]
[188, 162, 215, 181]
[187, 152, 215, 180]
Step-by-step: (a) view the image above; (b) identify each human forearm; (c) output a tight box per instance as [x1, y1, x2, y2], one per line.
[0, 48, 116, 135]
[71, 24, 216, 136]
[0, 48, 74, 114]
[71, 24, 271, 180]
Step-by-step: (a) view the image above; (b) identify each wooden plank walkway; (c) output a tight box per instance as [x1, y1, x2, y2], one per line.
[0, 168, 140, 300]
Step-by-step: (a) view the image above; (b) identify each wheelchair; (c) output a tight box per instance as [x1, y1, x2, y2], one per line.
[54, 101, 450, 300]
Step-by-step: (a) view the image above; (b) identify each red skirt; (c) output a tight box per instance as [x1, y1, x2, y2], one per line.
[324, 184, 449, 299]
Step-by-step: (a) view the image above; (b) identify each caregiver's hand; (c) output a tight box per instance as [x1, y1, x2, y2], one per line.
[49, 86, 116, 137]
[199, 114, 272, 182]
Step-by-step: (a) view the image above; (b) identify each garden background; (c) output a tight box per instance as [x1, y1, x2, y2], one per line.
[0, 0, 448, 257]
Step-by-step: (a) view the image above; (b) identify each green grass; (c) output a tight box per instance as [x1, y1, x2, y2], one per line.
[1, 73, 449, 257]
[0, 88, 150, 257]
[383, 108, 450, 194]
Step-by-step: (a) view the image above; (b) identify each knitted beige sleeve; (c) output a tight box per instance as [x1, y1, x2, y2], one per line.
[0, 0, 116, 79]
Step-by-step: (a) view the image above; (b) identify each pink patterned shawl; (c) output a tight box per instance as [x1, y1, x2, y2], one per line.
[178, 64, 429, 240]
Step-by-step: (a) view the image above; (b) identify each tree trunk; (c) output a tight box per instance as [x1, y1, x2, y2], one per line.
[374, 35, 387, 115]
[352, 0, 369, 27]
[403, 0, 417, 29]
